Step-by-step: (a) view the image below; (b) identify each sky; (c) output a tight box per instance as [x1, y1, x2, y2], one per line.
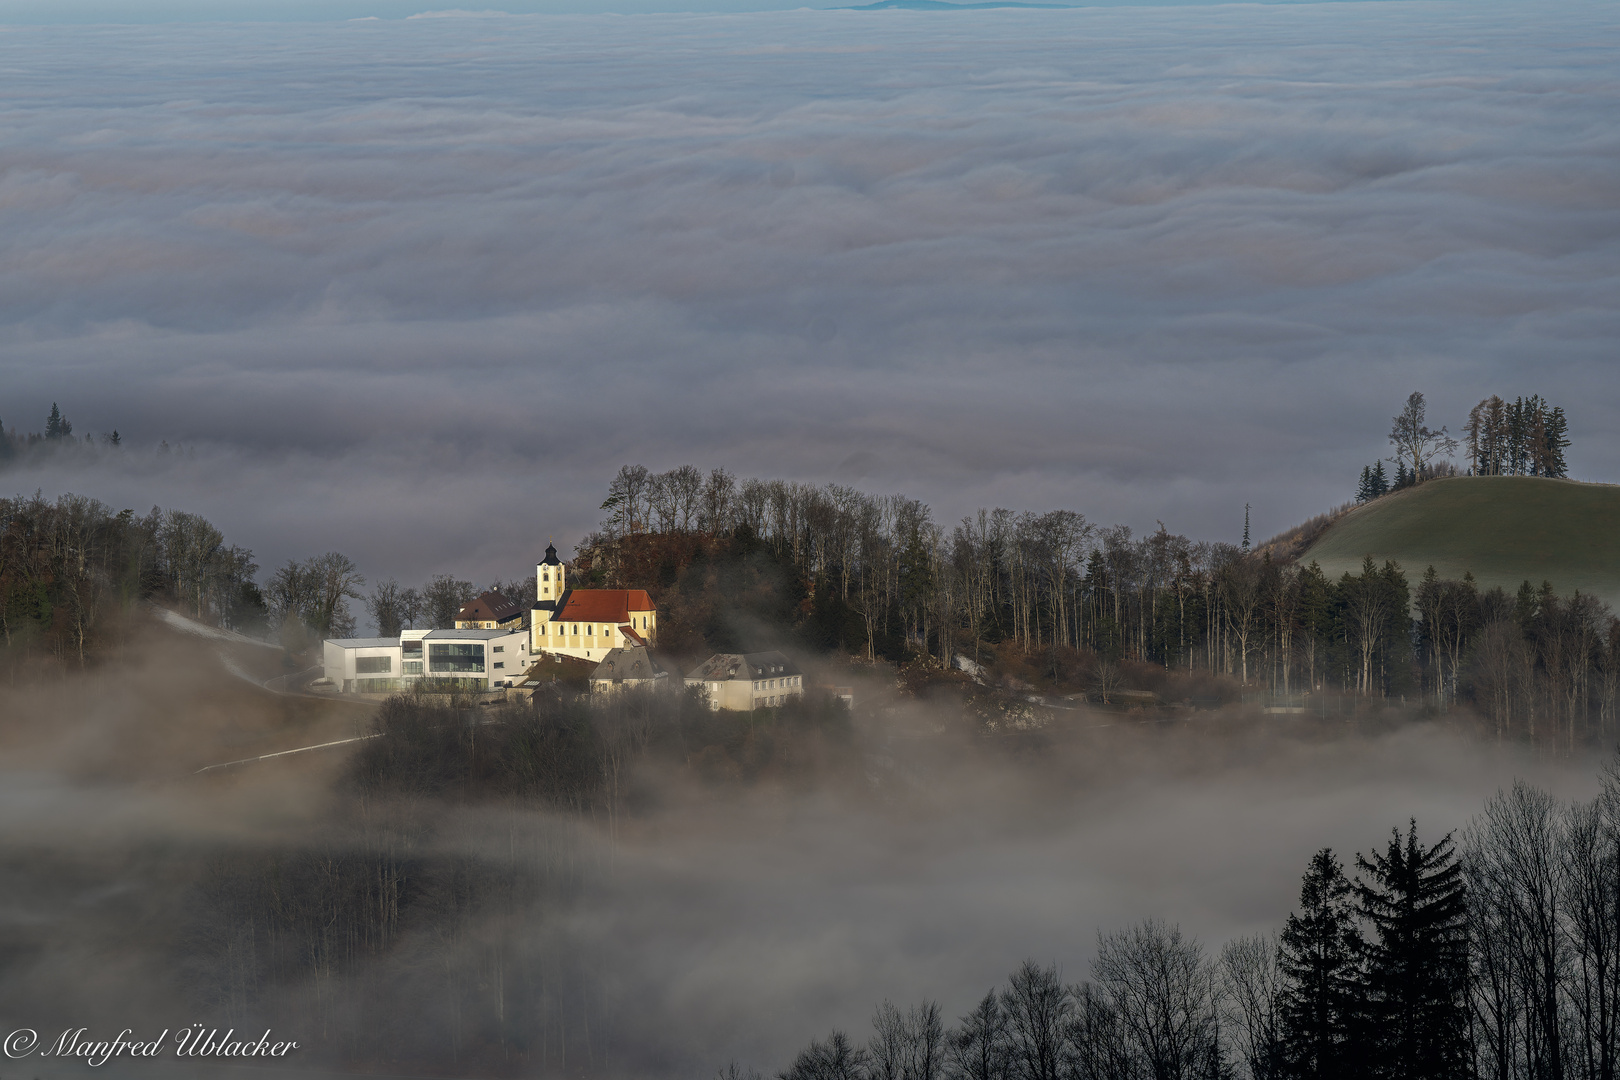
[1, 0, 1617, 589]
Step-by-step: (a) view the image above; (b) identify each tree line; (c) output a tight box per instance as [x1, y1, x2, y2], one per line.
[1357, 391, 1570, 504]
[0, 401, 126, 462]
[0, 491, 371, 670]
[1465, 395, 1570, 479]
[768, 765, 1620, 1080]
[362, 571, 537, 639]
[583, 464, 1620, 740]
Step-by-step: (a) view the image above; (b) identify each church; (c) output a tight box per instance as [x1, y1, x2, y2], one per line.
[529, 542, 658, 662]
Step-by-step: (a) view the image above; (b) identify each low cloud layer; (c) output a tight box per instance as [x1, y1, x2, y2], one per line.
[2, 2, 1617, 584]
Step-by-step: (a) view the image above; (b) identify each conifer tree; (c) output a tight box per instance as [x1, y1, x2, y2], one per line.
[1355, 823, 1470, 1080]
[1356, 467, 1374, 504]
[45, 402, 69, 439]
[1371, 461, 1388, 496]
[1543, 406, 1569, 478]
[1279, 849, 1365, 1080]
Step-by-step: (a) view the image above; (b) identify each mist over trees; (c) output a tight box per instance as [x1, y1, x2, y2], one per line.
[0, 491, 368, 671]
[0, 400, 128, 463]
[583, 463, 1620, 745]
[776, 764, 1620, 1080]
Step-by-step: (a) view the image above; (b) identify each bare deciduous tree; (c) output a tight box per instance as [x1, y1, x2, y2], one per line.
[1389, 390, 1459, 481]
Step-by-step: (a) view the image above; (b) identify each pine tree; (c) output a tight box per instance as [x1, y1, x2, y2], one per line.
[45, 402, 65, 439]
[1279, 849, 1365, 1080]
[1357, 467, 1374, 504]
[1243, 504, 1252, 551]
[1355, 823, 1470, 1080]
[1371, 461, 1388, 497]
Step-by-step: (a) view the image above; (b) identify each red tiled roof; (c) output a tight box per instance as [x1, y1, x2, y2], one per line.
[620, 624, 646, 646]
[554, 589, 654, 623]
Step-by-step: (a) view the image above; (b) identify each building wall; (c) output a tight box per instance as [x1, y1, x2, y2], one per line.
[530, 608, 657, 661]
[323, 642, 404, 694]
[537, 560, 566, 603]
[687, 673, 805, 711]
[324, 630, 527, 693]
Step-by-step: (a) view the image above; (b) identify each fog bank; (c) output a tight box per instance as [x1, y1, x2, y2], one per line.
[2, 2, 1618, 584]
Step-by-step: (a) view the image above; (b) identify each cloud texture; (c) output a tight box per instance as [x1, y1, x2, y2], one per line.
[1, 2, 1617, 584]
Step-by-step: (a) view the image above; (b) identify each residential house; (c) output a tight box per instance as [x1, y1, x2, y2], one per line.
[454, 590, 527, 630]
[589, 645, 671, 693]
[684, 651, 803, 711]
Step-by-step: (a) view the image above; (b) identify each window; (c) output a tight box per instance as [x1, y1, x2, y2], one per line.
[493, 645, 504, 653]
[429, 642, 484, 673]
[542, 572, 549, 581]
[404, 661, 423, 675]
[494, 662, 505, 669]
[401, 640, 423, 657]
[356, 656, 391, 674]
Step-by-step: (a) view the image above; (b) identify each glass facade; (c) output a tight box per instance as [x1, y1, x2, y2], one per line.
[429, 642, 485, 673]
[356, 655, 392, 674]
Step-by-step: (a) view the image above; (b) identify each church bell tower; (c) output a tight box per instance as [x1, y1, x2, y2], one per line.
[537, 542, 566, 602]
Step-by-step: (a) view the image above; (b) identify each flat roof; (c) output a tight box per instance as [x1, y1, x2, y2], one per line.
[326, 637, 399, 649]
[424, 628, 522, 640]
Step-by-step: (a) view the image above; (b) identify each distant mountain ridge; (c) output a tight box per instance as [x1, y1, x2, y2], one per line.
[1300, 475, 1620, 608]
[840, 0, 1075, 9]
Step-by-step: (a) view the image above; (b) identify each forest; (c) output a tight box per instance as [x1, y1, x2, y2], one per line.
[161, 690, 1620, 1080]
[578, 461, 1620, 745]
[0, 490, 366, 668]
[771, 769, 1620, 1080]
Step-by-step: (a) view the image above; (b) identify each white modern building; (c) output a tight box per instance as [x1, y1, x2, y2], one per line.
[684, 651, 803, 711]
[323, 627, 529, 694]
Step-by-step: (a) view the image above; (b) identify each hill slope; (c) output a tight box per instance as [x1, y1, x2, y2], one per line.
[1300, 476, 1620, 607]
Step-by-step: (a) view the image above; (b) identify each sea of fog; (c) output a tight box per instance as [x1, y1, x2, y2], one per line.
[0, 1, 1617, 587]
[0, 653, 1610, 1076]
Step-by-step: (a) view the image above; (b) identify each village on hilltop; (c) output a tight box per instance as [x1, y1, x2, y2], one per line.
[320, 542, 804, 710]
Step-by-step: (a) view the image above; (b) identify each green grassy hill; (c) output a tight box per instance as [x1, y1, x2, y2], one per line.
[1300, 476, 1620, 607]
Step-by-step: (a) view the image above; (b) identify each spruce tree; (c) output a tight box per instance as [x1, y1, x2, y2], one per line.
[1279, 849, 1365, 1080]
[1355, 823, 1470, 1080]
[1357, 467, 1374, 503]
[1371, 461, 1388, 496]
[1543, 406, 1569, 478]
[45, 402, 64, 439]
